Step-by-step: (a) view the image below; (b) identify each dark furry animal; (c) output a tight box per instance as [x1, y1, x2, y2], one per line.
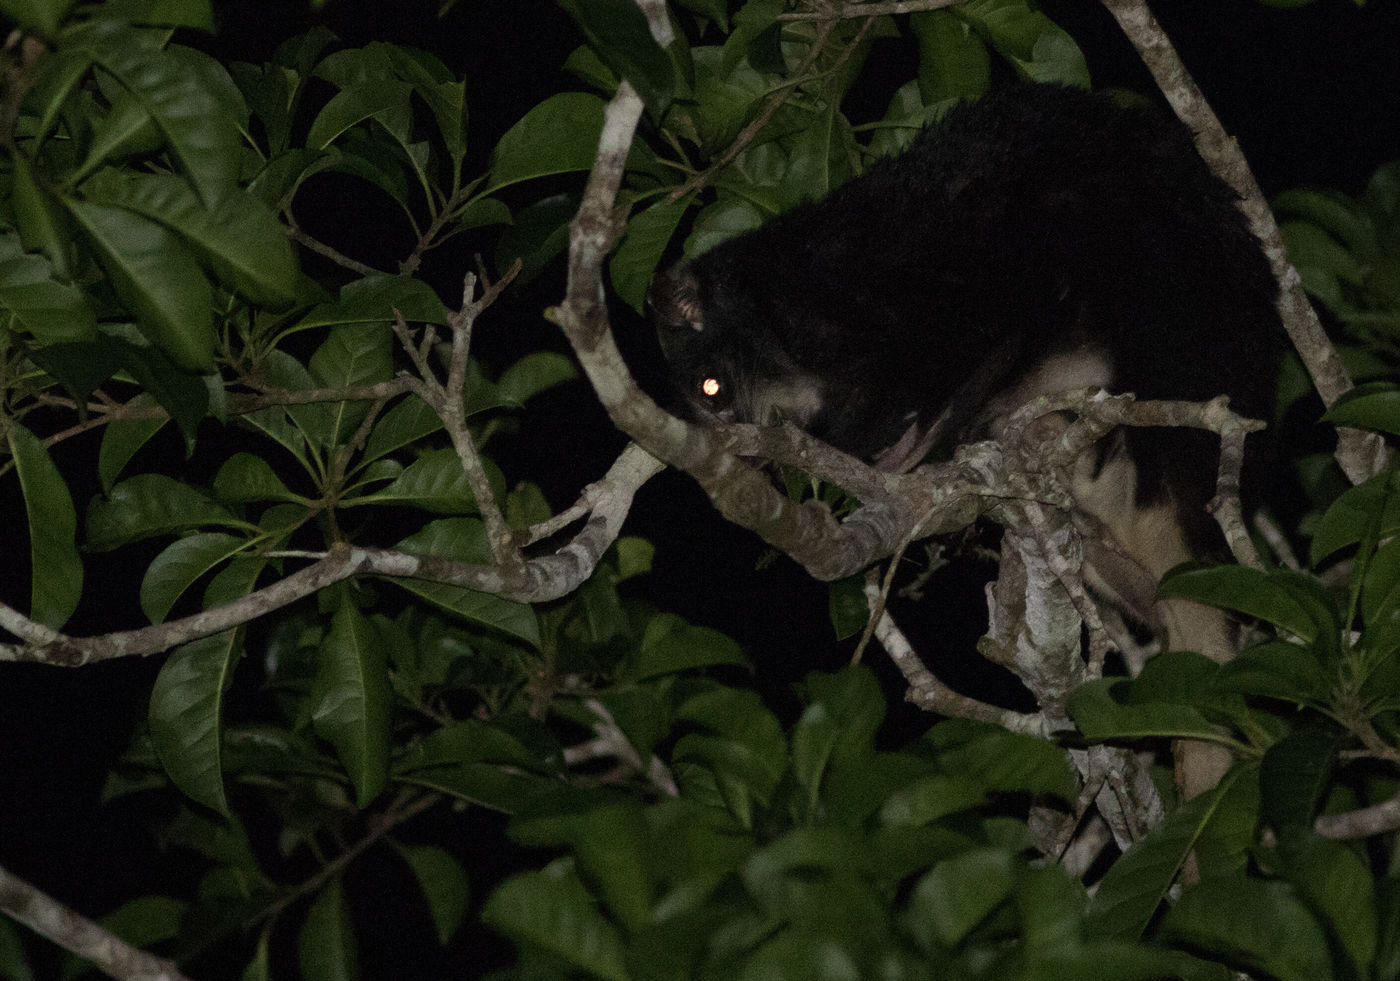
[650, 84, 1280, 660]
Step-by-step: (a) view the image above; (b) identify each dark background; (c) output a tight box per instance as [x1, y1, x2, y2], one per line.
[1, 0, 1398, 975]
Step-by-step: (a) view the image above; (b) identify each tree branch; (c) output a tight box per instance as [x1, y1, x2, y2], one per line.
[0, 862, 191, 981]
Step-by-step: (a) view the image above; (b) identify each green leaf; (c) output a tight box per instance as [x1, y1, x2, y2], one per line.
[674, 686, 787, 826]
[67, 24, 240, 206]
[494, 192, 577, 283]
[1311, 470, 1400, 565]
[292, 273, 447, 334]
[299, 878, 358, 981]
[86, 473, 237, 550]
[387, 518, 541, 648]
[1066, 678, 1218, 742]
[907, 848, 1014, 948]
[1086, 768, 1257, 941]
[313, 597, 391, 808]
[487, 92, 607, 192]
[360, 395, 443, 464]
[1159, 876, 1334, 981]
[97, 394, 168, 494]
[395, 843, 469, 946]
[912, 8, 991, 104]
[149, 630, 239, 816]
[307, 78, 412, 149]
[91, 0, 214, 29]
[0, 0, 75, 33]
[1281, 836, 1376, 974]
[80, 170, 298, 307]
[349, 448, 498, 514]
[878, 774, 985, 827]
[1260, 727, 1335, 838]
[557, 0, 675, 115]
[634, 612, 748, 680]
[495, 351, 579, 406]
[7, 422, 82, 628]
[140, 532, 247, 624]
[956, 0, 1089, 87]
[396, 718, 561, 774]
[96, 894, 186, 949]
[482, 868, 627, 981]
[11, 153, 75, 279]
[611, 199, 690, 314]
[928, 720, 1078, 801]
[0, 232, 95, 345]
[1321, 381, 1400, 436]
[64, 198, 214, 372]
[1214, 641, 1330, 706]
[212, 453, 305, 504]
[1160, 565, 1320, 642]
[307, 321, 393, 447]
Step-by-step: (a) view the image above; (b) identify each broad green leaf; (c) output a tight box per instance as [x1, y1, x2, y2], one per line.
[348, 448, 500, 514]
[495, 351, 579, 406]
[306, 78, 412, 149]
[1066, 678, 1218, 742]
[610, 198, 689, 313]
[396, 717, 561, 773]
[149, 630, 239, 815]
[90, 0, 213, 29]
[99, 327, 209, 446]
[97, 394, 168, 494]
[64, 198, 214, 372]
[482, 869, 627, 981]
[1159, 877, 1333, 981]
[7, 422, 82, 628]
[1086, 769, 1256, 941]
[674, 687, 786, 824]
[140, 532, 247, 624]
[80, 170, 298, 307]
[212, 453, 306, 504]
[635, 612, 748, 680]
[10, 155, 75, 280]
[683, 195, 765, 256]
[395, 843, 469, 946]
[241, 930, 270, 981]
[86, 473, 237, 550]
[290, 273, 447, 336]
[487, 92, 607, 192]
[388, 518, 541, 648]
[912, 8, 990, 104]
[1214, 641, 1329, 706]
[0, 0, 75, 33]
[67, 24, 240, 206]
[558, 0, 675, 115]
[96, 894, 186, 950]
[299, 878, 357, 981]
[927, 720, 1078, 801]
[1281, 836, 1376, 974]
[494, 192, 577, 284]
[1260, 727, 1335, 837]
[360, 395, 443, 464]
[1310, 470, 1400, 564]
[307, 321, 393, 447]
[906, 848, 1013, 948]
[956, 0, 1089, 87]
[1160, 565, 1319, 641]
[400, 762, 552, 813]
[1322, 381, 1400, 436]
[73, 90, 164, 183]
[313, 597, 391, 807]
[878, 774, 985, 827]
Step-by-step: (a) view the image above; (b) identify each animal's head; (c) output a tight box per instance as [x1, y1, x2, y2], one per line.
[647, 260, 826, 434]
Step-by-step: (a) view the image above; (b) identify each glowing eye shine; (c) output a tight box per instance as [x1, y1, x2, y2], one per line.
[701, 377, 721, 398]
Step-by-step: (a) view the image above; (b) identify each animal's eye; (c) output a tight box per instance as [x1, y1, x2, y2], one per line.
[700, 376, 722, 399]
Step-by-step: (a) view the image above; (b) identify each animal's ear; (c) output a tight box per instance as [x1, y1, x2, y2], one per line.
[647, 264, 704, 335]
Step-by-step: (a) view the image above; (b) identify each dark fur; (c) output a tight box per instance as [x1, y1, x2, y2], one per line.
[651, 84, 1280, 552]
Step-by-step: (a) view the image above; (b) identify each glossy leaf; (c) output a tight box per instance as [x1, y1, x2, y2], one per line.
[80, 170, 298, 307]
[212, 453, 306, 504]
[1321, 381, 1400, 436]
[482, 868, 627, 981]
[1086, 769, 1257, 941]
[611, 198, 690, 313]
[64, 198, 214, 372]
[956, 0, 1089, 87]
[349, 448, 495, 514]
[395, 843, 470, 945]
[487, 92, 607, 192]
[96, 394, 168, 494]
[140, 532, 247, 624]
[1214, 641, 1329, 706]
[388, 518, 541, 648]
[0, 228, 96, 347]
[558, 0, 675, 115]
[1159, 877, 1333, 981]
[912, 8, 990, 104]
[307, 78, 412, 149]
[67, 23, 240, 206]
[0, 0, 74, 32]
[86, 473, 237, 550]
[1310, 470, 1400, 565]
[1260, 727, 1335, 838]
[494, 192, 577, 283]
[313, 597, 391, 807]
[927, 719, 1078, 801]
[634, 612, 748, 680]
[1281, 836, 1376, 975]
[7, 422, 82, 629]
[96, 894, 186, 950]
[1160, 565, 1320, 641]
[292, 273, 447, 334]
[1066, 678, 1218, 742]
[360, 395, 443, 464]
[10, 152, 75, 279]
[495, 351, 579, 407]
[909, 848, 1014, 948]
[299, 877, 358, 981]
[149, 630, 238, 816]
